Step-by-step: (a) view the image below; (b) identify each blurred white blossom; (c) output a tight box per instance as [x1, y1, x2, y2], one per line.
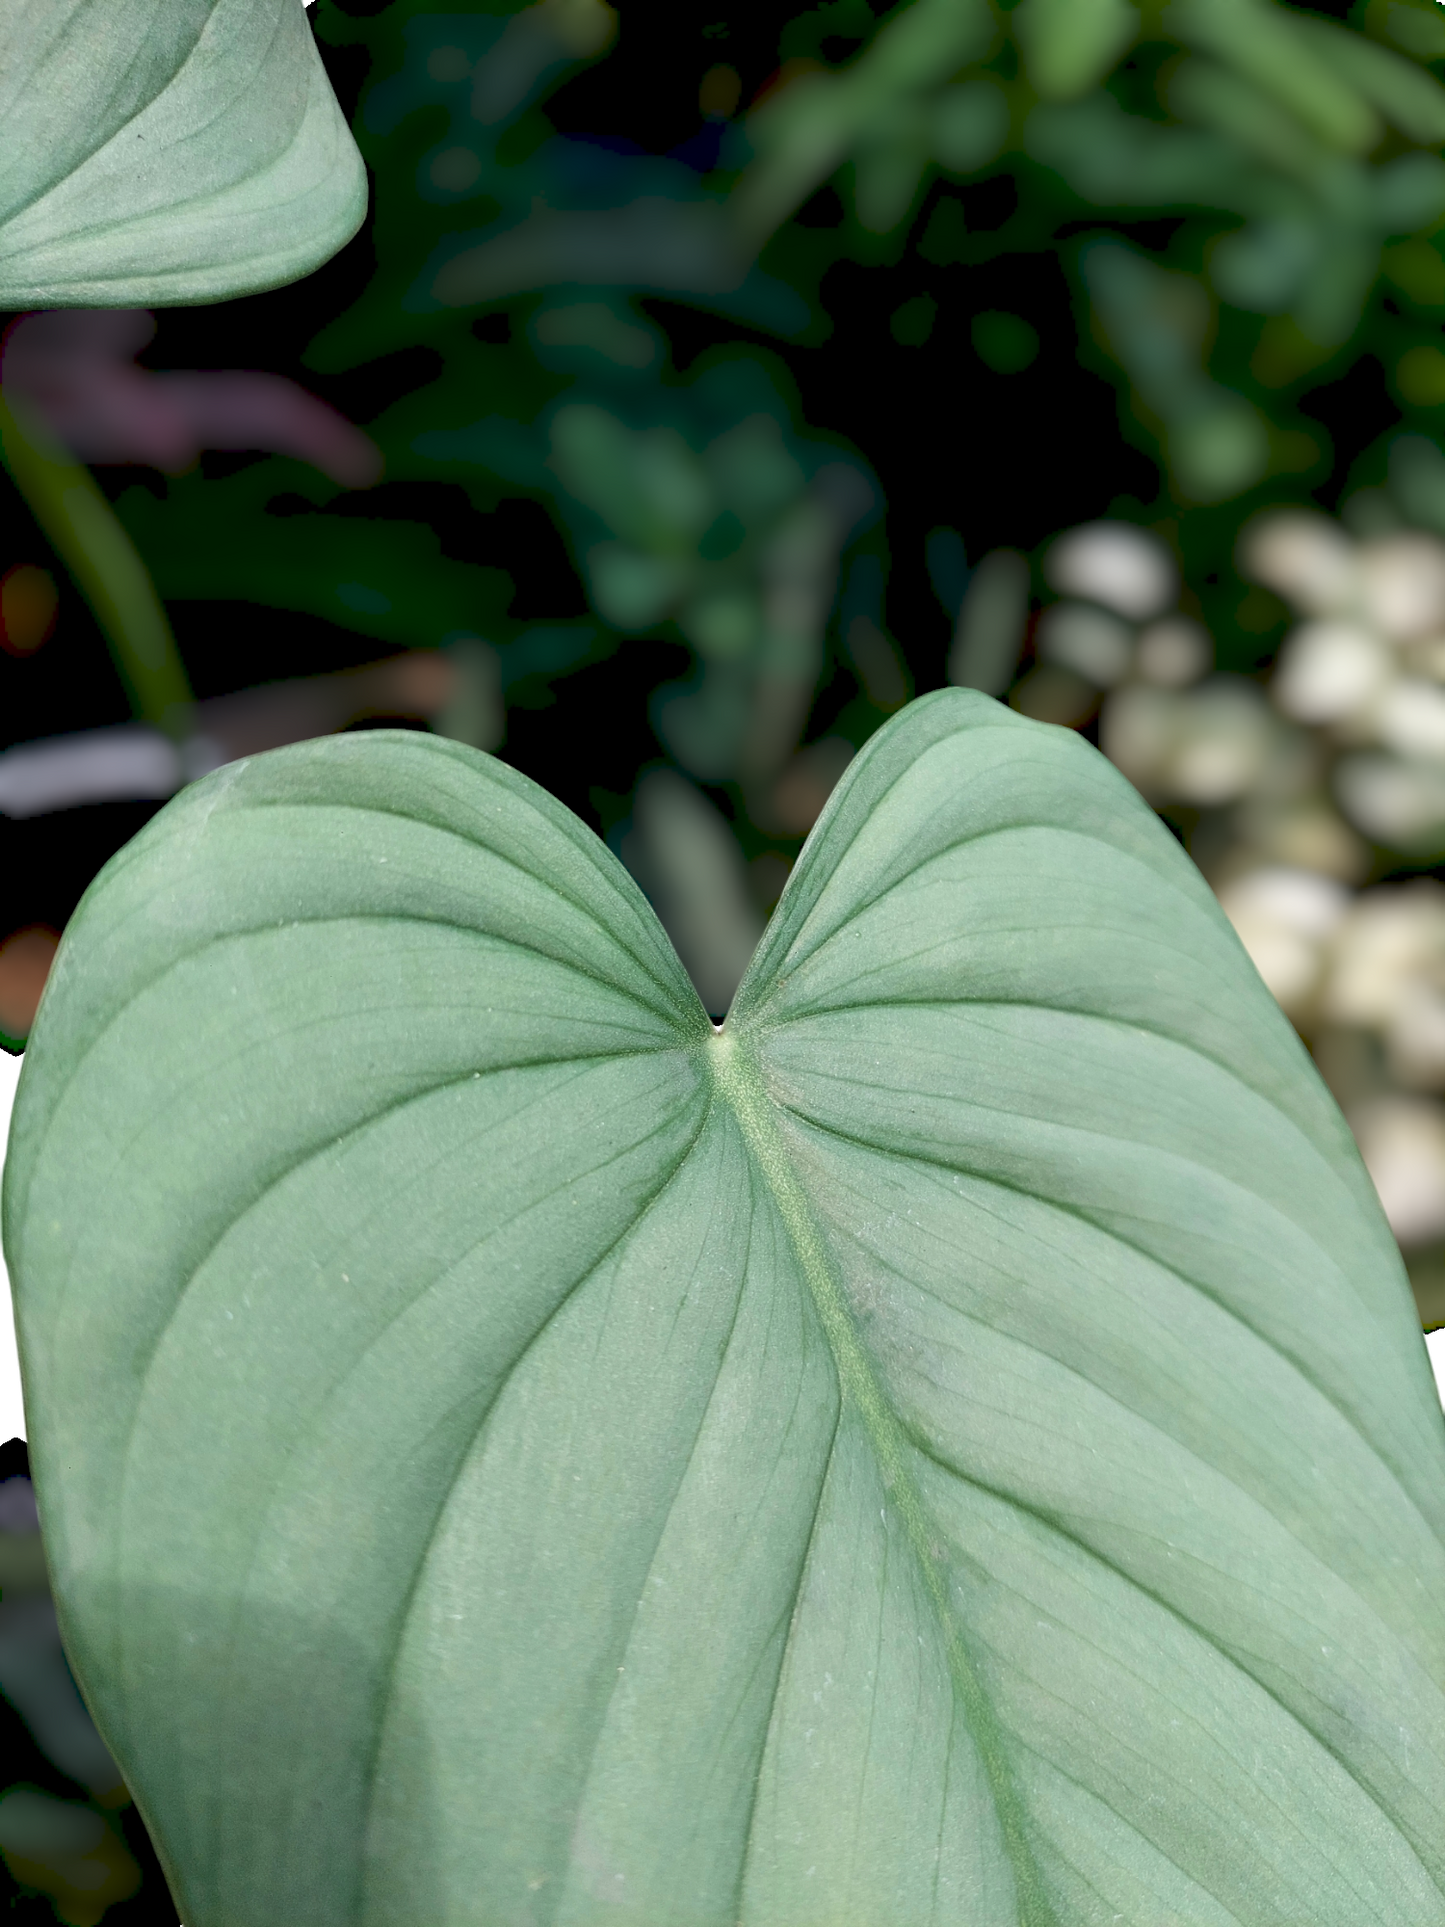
[1043, 521, 1177, 621]
[1034, 502, 1445, 1317]
[1216, 867, 1351, 1016]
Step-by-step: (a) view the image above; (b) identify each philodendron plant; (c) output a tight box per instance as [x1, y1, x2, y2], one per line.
[4, 690, 1445, 1925]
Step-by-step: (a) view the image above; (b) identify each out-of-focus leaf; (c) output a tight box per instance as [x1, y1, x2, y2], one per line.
[850, 132, 931, 235]
[0, 0, 366, 307]
[925, 527, 970, 621]
[1013, 0, 1138, 102]
[931, 78, 1011, 174]
[1025, 94, 1250, 213]
[1372, 0, 1445, 61]
[1168, 404, 1271, 503]
[466, 0, 618, 130]
[110, 473, 513, 655]
[548, 407, 713, 551]
[586, 546, 693, 629]
[652, 659, 755, 779]
[1209, 218, 1320, 314]
[1166, 0, 1382, 156]
[625, 767, 763, 1017]
[680, 590, 759, 661]
[1164, 58, 1337, 188]
[948, 548, 1029, 694]
[6, 697, 1445, 1924]
[1291, 13, 1445, 149]
[1080, 241, 1272, 500]
[863, 0, 996, 91]
[1291, 232, 1383, 349]
[1391, 435, 1445, 534]
[730, 0, 994, 249]
[1374, 155, 1445, 238]
[422, 198, 749, 309]
[706, 415, 806, 523]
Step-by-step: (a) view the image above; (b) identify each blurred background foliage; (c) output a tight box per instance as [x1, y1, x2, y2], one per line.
[7, 0, 1445, 1910]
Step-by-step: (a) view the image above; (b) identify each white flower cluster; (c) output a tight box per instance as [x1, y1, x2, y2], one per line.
[1245, 513, 1445, 857]
[1025, 514, 1445, 1301]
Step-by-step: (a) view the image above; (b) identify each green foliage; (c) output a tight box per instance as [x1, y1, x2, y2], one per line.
[0, 0, 366, 307]
[7, 693, 1444, 1922]
[21, 0, 1445, 806]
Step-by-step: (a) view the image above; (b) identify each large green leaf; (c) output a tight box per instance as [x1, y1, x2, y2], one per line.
[5, 691, 1445, 1925]
[0, 0, 366, 307]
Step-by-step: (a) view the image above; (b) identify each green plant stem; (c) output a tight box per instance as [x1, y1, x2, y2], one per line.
[0, 388, 194, 740]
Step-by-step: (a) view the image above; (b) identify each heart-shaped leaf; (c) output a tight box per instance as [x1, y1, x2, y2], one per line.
[5, 691, 1445, 1925]
[0, 0, 366, 308]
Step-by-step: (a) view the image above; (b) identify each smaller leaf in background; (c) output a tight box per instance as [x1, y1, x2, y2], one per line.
[549, 405, 713, 554]
[1080, 239, 1272, 503]
[849, 111, 932, 236]
[0, 0, 366, 307]
[1292, 12, 1445, 148]
[1208, 213, 1321, 317]
[1391, 433, 1445, 534]
[740, 478, 866, 793]
[730, 0, 996, 251]
[432, 637, 506, 754]
[1014, 0, 1139, 101]
[1167, 0, 1382, 154]
[1398, 343, 1445, 409]
[0, 564, 59, 658]
[924, 526, 969, 622]
[1383, 236, 1445, 309]
[423, 196, 752, 313]
[843, 614, 911, 709]
[1372, 0, 1445, 59]
[947, 547, 1029, 694]
[467, 0, 618, 129]
[1374, 153, 1445, 237]
[111, 470, 513, 660]
[623, 767, 762, 1017]
[929, 78, 1011, 177]
[1025, 89, 1224, 209]
[529, 296, 663, 373]
[0, 310, 383, 487]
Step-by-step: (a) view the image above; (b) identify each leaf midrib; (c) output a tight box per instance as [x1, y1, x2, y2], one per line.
[707, 1022, 1061, 1927]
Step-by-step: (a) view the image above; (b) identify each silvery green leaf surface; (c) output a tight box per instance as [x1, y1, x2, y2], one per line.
[0, 0, 366, 307]
[4, 691, 1445, 1926]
